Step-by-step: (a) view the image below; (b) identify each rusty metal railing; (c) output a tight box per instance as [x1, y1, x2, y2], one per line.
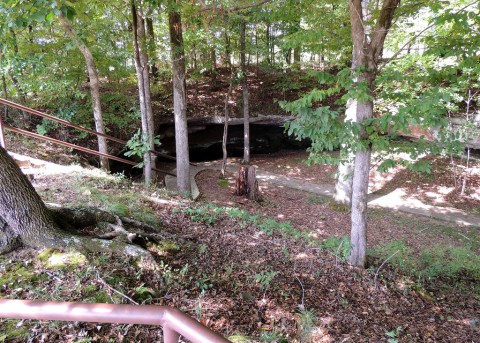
[0, 97, 178, 175]
[0, 299, 230, 343]
[0, 97, 126, 144]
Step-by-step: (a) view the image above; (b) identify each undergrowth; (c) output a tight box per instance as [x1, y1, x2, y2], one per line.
[370, 240, 480, 293]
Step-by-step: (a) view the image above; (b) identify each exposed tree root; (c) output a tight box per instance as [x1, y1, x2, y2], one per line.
[0, 205, 182, 270]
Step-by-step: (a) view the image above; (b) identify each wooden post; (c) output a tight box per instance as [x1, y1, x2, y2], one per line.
[235, 165, 260, 201]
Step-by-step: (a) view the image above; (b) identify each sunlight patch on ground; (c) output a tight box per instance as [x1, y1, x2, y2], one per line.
[147, 196, 187, 207]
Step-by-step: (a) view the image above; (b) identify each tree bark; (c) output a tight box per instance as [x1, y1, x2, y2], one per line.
[168, 5, 191, 196]
[347, 0, 400, 268]
[0, 146, 66, 250]
[0, 146, 160, 267]
[58, 14, 109, 172]
[266, 23, 271, 64]
[240, 19, 251, 164]
[131, 0, 156, 185]
[221, 30, 234, 178]
[333, 99, 356, 207]
[293, 47, 301, 64]
[235, 166, 259, 201]
[2, 74, 8, 117]
[146, 17, 159, 82]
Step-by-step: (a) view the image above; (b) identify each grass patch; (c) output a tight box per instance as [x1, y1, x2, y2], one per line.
[38, 249, 86, 269]
[217, 178, 229, 188]
[370, 241, 480, 292]
[307, 194, 330, 204]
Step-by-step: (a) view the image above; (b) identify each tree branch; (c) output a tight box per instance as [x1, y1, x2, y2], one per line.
[199, 0, 271, 13]
[371, 0, 401, 63]
[380, 0, 480, 70]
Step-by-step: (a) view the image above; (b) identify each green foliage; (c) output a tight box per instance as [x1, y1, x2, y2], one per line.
[182, 204, 221, 225]
[217, 178, 229, 188]
[259, 330, 288, 343]
[101, 93, 140, 132]
[418, 246, 480, 281]
[124, 129, 161, 168]
[297, 308, 317, 342]
[134, 284, 156, 302]
[319, 235, 352, 262]
[36, 104, 77, 136]
[256, 217, 278, 236]
[371, 241, 480, 289]
[385, 326, 403, 343]
[194, 274, 213, 291]
[253, 270, 277, 291]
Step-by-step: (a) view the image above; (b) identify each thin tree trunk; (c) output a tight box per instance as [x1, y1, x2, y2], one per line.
[58, 14, 109, 171]
[169, 6, 191, 196]
[139, 12, 157, 181]
[8, 29, 28, 115]
[131, 1, 155, 185]
[240, 19, 250, 164]
[255, 25, 259, 65]
[293, 47, 301, 64]
[221, 77, 233, 177]
[266, 24, 271, 64]
[1, 73, 7, 119]
[221, 30, 234, 177]
[146, 17, 159, 82]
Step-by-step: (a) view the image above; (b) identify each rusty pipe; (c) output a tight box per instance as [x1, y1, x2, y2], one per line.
[0, 299, 230, 343]
[4, 125, 176, 176]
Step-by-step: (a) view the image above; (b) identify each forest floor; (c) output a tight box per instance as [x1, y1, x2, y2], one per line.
[1, 134, 479, 342]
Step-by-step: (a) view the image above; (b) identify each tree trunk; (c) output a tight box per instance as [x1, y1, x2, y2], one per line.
[235, 166, 260, 201]
[349, 102, 372, 267]
[146, 17, 159, 82]
[293, 47, 301, 64]
[131, 0, 155, 185]
[333, 98, 357, 207]
[347, 0, 400, 268]
[221, 30, 234, 178]
[58, 14, 109, 172]
[240, 19, 251, 164]
[0, 146, 159, 267]
[169, 6, 191, 196]
[0, 146, 66, 251]
[266, 24, 271, 64]
[1, 69, 7, 119]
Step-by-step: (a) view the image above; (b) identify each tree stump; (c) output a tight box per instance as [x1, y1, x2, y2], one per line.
[235, 166, 260, 201]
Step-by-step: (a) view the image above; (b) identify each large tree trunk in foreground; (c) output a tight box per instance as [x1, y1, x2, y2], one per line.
[0, 146, 159, 268]
[0, 146, 66, 251]
[59, 14, 109, 172]
[347, 0, 400, 268]
[169, 6, 191, 196]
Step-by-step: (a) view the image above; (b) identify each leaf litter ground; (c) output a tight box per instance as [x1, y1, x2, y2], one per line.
[0, 145, 479, 342]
